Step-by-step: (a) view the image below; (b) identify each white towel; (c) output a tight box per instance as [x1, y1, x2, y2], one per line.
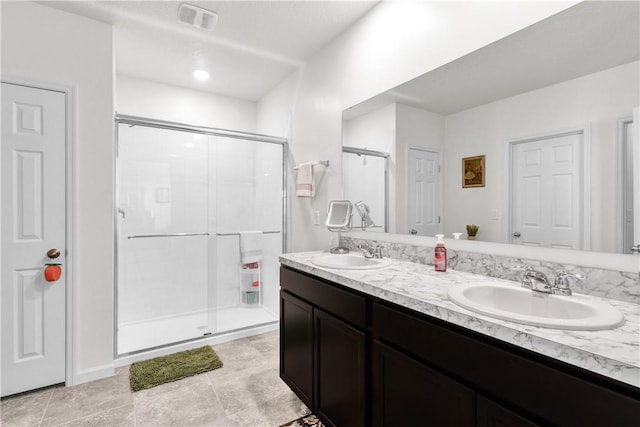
[296, 162, 315, 197]
[239, 230, 263, 264]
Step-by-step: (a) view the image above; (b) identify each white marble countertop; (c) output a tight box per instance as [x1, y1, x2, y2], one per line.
[280, 251, 640, 388]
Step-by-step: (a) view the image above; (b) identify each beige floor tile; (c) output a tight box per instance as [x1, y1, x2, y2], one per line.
[41, 373, 133, 426]
[0, 387, 54, 427]
[210, 364, 295, 416]
[135, 381, 234, 427]
[58, 404, 134, 427]
[2, 332, 298, 427]
[208, 339, 270, 378]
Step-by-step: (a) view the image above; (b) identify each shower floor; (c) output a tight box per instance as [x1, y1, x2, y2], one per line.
[118, 305, 278, 355]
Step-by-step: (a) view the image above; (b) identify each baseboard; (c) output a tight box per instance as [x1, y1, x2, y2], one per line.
[73, 363, 115, 385]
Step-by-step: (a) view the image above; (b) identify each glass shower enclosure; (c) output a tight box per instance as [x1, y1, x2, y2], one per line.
[115, 116, 286, 355]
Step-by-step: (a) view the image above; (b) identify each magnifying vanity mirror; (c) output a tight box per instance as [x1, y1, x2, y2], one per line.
[342, 1, 640, 255]
[326, 200, 353, 254]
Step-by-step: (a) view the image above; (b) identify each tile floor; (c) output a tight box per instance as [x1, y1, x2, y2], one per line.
[1, 331, 309, 426]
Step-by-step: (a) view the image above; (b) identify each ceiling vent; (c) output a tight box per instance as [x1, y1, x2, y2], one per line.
[178, 3, 218, 31]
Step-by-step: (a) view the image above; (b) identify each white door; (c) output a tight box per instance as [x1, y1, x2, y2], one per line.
[407, 148, 440, 236]
[622, 118, 635, 254]
[1, 83, 66, 396]
[511, 132, 584, 249]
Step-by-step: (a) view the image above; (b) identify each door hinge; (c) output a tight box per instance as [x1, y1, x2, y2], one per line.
[438, 216, 441, 224]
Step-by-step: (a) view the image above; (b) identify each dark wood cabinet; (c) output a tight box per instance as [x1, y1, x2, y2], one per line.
[280, 267, 367, 427]
[476, 395, 540, 427]
[372, 340, 475, 427]
[280, 290, 313, 407]
[280, 266, 640, 427]
[315, 309, 366, 427]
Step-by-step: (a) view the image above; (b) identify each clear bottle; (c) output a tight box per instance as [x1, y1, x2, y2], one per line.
[434, 234, 447, 272]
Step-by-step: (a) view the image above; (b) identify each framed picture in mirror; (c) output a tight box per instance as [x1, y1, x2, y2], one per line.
[462, 155, 485, 188]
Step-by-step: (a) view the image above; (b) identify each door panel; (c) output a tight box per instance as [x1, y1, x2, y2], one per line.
[511, 132, 583, 249]
[315, 309, 366, 427]
[280, 291, 314, 408]
[407, 148, 440, 236]
[1, 82, 66, 396]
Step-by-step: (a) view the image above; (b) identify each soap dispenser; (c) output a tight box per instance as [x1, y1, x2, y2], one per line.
[434, 234, 447, 272]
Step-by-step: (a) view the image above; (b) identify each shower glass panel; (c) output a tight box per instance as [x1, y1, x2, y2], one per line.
[116, 121, 284, 355]
[342, 149, 388, 232]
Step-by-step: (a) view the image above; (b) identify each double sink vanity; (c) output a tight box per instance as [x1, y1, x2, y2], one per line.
[279, 250, 640, 426]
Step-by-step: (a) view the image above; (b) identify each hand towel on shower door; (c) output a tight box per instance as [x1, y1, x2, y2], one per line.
[239, 231, 263, 264]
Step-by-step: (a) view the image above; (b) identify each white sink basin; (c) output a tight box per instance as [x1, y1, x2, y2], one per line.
[311, 254, 392, 270]
[447, 282, 624, 330]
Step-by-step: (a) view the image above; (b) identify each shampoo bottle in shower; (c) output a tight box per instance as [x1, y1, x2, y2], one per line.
[434, 234, 447, 272]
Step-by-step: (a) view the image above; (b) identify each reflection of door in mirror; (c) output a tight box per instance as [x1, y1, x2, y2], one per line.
[510, 129, 586, 250]
[407, 147, 441, 236]
[621, 116, 636, 254]
[633, 107, 640, 254]
[342, 147, 389, 232]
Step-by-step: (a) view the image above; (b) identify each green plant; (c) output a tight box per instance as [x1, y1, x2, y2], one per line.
[466, 224, 479, 236]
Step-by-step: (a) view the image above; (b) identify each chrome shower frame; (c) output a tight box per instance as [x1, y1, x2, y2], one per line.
[113, 113, 289, 358]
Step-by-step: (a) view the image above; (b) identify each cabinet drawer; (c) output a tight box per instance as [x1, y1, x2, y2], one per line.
[281, 267, 366, 328]
[373, 301, 640, 427]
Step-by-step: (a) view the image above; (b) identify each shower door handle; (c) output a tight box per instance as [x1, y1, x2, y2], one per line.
[128, 232, 210, 239]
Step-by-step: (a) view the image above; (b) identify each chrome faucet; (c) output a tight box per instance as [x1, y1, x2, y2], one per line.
[517, 266, 584, 295]
[520, 267, 553, 293]
[552, 270, 584, 296]
[357, 243, 386, 259]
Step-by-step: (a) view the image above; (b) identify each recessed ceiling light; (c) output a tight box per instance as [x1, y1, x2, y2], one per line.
[193, 69, 210, 81]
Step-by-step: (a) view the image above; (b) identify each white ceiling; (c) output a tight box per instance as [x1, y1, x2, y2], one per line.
[39, 1, 379, 101]
[344, 1, 640, 119]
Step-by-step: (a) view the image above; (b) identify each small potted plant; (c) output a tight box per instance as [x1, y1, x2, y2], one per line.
[466, 224, 479, 240]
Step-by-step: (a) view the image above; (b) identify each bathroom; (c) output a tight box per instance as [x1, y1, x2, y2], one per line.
[1, 0, 638, 425]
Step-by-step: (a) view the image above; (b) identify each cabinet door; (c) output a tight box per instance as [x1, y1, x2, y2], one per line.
[280, 291, 313, 407]
[477, 395, 540, 427]
[372, 340, 475, 427]
[315, 309, 366, 427]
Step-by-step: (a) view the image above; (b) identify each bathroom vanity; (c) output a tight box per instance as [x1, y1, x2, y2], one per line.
[279, 253, 640, 427]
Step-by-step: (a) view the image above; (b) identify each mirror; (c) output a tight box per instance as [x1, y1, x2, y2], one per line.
[326, 200, 353, 232]
[326, 200, 353, 254]
[342, 1, 639, 254]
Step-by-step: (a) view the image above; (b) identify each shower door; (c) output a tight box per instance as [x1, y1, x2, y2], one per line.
[116, 125, 211, 354]
[211, 136, 283, 333]
[116, 119, 286, 355]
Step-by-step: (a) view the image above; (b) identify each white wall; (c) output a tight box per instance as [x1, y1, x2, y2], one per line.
[116, 75, 257, 131]
[443, 61, 639, 252]
[1, 1, 114, 378]
[257, 0, 576, 252]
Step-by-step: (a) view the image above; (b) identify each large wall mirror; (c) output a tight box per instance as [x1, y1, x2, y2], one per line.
[342, 1, 639, 255]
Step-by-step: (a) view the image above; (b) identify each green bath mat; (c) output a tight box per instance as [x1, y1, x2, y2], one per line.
[129, 346, 223, 392]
